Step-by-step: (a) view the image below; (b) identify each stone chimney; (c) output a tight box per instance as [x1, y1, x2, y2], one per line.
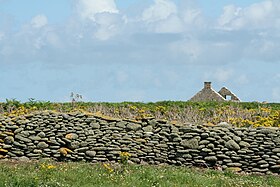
[204, 82, 211, 89]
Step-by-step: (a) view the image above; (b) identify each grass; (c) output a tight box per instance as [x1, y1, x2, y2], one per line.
[0, 161, 280, 187]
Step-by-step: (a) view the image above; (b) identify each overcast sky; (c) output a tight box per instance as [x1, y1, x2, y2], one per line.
[0, 0, 280, 102]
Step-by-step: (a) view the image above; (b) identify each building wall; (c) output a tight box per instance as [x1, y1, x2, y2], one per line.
[1, 111, 280, 174]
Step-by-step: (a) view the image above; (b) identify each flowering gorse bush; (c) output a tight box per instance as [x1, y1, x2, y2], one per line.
[1, 100, 279, 127]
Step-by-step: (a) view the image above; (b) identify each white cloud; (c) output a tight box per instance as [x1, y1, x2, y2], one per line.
[31, 14, 48, 28]
[152, 15, 183, 33]
[93, 13, 123, 40]
[142, 0, 177, 23]
[218, 0, 280, 30]
[76, 0, 119, 21]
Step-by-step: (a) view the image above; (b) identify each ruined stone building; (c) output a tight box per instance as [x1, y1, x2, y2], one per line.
[189, 82, 240, 102]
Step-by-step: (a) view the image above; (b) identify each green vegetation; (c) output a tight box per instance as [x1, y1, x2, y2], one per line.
[0, 99, 280, 127]
[0, 161, 280, 187]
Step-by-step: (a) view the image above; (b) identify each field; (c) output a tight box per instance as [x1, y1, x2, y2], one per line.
[1, 100, 280, 127]
[1, 160, 280, 187]
[1, 100, 280, 186]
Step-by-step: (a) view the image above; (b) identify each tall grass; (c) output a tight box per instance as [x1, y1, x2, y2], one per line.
[0, 100, 279, 127]
[0, 161, 280, 187]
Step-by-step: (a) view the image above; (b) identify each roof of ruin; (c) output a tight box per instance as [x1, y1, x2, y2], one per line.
[189, 82, 240, 102]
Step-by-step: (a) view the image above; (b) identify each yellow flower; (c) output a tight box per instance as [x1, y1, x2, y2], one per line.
[103, 163, 114, 173]
[47, 165, 56, 169]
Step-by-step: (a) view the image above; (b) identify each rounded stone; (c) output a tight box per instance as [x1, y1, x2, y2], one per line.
[4, 136, 14, 144]
[37, 132, 46, 138]
[86, 151, 96, 157]
[37, 142, 49, 149]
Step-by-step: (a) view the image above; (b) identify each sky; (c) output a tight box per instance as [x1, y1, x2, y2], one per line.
[0, 0, 280, 103]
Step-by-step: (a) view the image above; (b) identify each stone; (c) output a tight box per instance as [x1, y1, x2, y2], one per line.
[227, 163, 242, 167]
[13, 141, 27, 148]
[272, 148, 280, 153]
[37, 132, 46, 138]
[205, 156, 217, 162]
[199, 140, 210, 145]
[239, 141, 250, 147]
[17, 156, 30, 162]
[143, 126, 153, 132]
[217, 122, 231, 128]
[70, 141, 80, 149]
[12, 150, 24, 156]
[37, 142, 49, 149]
[15, 135, 32, 143]
[127, 123, 142, 131]
[4, 136, 14, 144]
[270, 165, 280, 169]
[65, 133, 78, 140]
[90, 122, 100, 129]
[226, 167, 242, 172]
[181, 138, 199, 149]
[14, 128, 24, 134]
[259, 164, 269, 168]
[29, 136, 41, 141]
[86, 151, 96, 157]
[201, 133, 209, 139]
[225, 140, 240, 151]
[201, 148, 212, 153]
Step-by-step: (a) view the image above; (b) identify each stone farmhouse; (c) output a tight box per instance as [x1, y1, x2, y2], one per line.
[189, 82, 240, 102]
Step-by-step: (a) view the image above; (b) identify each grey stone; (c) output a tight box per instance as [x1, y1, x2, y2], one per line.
[12, 150, 25, 156]
[272, 148, 280, 153]
[225, 140, 240, 151]
[37, 132, 46, 138]
[227, 163, 242, 167]
[15, 135, 32, 143]
[29, 136, 41, 141]
[127, 123, 141, 131]
[205, 156, 217, 162]
[14, 128, 24, 134]
[86, 151, 97, 157]
[199, 140, 210, 145]
[37, 142, 49, 149]
[13, 141, 27, 148]
[201, 148, 212, 153]
[17, 156, 30, 162]
[181, 138, 199, 149]
[90, 122, 100, 129]
[143, 126, 153, 132]
[239, 141, 250, 147]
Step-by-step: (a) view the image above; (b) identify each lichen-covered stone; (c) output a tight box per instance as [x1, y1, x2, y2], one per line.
[225, 140, 240, 151]
[127, 123, 141, 131]
[37, 142, 49, 149]
[181, 138, 199, 149]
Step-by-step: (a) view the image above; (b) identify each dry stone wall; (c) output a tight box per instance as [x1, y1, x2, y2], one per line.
[1, 111, 280, 174]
